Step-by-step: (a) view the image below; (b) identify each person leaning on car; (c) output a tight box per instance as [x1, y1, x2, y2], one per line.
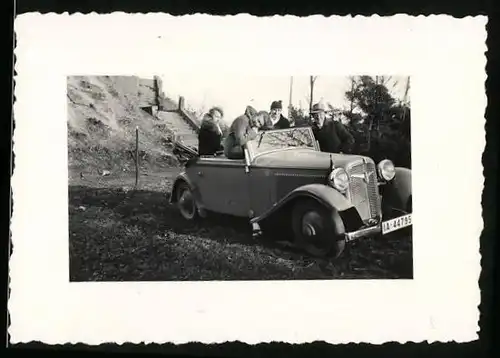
[198, 106, 225, 156]
[310, 102, 355, 154]
[223, 105, 269, 159]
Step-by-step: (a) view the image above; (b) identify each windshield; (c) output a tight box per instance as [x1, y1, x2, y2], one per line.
[247, 127, 317, 156]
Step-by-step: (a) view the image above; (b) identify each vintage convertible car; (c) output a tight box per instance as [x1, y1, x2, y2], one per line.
[170, 126, 412, 258]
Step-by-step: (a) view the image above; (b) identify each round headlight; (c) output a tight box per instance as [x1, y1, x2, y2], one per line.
[328, 167, 349, 192]
[377, 159, 396, 181]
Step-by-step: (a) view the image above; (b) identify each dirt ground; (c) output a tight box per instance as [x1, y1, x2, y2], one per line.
[68, 169, 413, 281]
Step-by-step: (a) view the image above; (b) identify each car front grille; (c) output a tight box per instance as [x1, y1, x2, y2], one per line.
[346, 160, 381, 222]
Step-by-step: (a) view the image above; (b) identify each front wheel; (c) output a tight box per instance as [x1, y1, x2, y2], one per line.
[291, 199, 346, 258]
[175, 182, 199, 221]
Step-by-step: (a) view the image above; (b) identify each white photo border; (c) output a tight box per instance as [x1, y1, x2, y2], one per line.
[10, 13, 486, 345]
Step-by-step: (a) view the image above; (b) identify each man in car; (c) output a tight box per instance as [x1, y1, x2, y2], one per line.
[223, 105, 270, 159]
[198, 106, 225, 156]
[310, 102, 355, 154]
[269, 100, 291, 129]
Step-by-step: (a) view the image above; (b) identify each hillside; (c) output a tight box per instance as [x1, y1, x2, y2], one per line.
[67, 75, 195, 176]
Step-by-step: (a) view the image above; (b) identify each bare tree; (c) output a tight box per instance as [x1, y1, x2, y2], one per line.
[348, 76, 356, 115]
[368, 76, 381, 150]
[401, 76, 410, 125]
[309, 76, 318, 114]
[403, 76, 410, 105]
[376, 75, 393, 87]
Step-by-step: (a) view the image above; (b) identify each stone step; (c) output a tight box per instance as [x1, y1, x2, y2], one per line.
[175, 132, 197, 138]
[177, 137, 198, 143]
[169, 125, 196, 131]
[172, 135, 197, 141]
[166, 122, 195, 128]
[156, 110, 199, 148]
[177, 134, 198, 140]
[169, 127, 196, 132]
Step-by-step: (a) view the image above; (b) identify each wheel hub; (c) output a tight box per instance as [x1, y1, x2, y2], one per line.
[303, 223, 317, 237]
[301, 210, 329, 248]
[178, 189, 195, 218]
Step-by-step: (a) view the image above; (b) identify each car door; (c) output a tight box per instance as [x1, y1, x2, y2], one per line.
[248, 167, 276, 218]
[191, 158, 251, 217]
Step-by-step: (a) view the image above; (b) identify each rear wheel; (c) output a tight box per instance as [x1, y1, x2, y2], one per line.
[291, 199, 346, 258]
[176, 182, 199, 220]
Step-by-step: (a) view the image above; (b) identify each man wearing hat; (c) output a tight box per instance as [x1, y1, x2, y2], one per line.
[269, 100, 291, 129]
[310, 102, 355, 154]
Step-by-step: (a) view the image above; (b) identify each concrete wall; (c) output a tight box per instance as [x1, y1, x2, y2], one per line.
[177, 96, 201, 133]
[110, 75, 166, 110]
[129, 76, 201, 132]
[137, 77, 159, 108]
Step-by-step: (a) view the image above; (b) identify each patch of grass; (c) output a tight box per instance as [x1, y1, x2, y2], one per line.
[69, 173, 413, 281]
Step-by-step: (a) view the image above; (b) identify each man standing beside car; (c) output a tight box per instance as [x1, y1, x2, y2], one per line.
[223, 105, 270, 159]
[310, 102, 355, 154]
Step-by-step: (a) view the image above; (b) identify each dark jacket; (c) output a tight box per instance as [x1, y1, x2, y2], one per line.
[270, 115, 291, 130]
[223, 106, 259, 159]
[312, 119, 355, 153]
[198, 115, 224, 156]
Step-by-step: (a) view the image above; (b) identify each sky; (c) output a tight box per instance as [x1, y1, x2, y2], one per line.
[160, 75, 410, 124]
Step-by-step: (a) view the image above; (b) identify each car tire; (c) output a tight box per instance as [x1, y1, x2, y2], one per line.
[291, 199, 346, 258]
[176, 181, 199, 221]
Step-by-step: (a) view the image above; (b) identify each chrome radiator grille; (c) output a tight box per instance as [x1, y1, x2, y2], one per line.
[346, 160, 381, 221]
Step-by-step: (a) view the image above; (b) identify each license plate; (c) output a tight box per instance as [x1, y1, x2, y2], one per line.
[382, 214, 412, 235]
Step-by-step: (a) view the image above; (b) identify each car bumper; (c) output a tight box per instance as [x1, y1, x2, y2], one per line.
[344, 213, 412, 243]
[344, 224, 381, 242]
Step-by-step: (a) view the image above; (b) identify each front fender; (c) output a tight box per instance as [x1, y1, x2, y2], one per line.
[382, 167, 412, 212]
[251, 183, 364, 233]
[169, 172, 204, 209]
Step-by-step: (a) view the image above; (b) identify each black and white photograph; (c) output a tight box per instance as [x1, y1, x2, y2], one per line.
[67, 74, 413, 281]
[11, 13, 485, 345]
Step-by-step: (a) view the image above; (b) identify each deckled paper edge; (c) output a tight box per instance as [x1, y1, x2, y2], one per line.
[10, 13, 486, 345]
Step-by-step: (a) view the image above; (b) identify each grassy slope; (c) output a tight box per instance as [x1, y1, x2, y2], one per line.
[67, 75, 181, 176]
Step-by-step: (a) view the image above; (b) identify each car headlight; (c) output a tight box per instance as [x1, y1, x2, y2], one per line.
[377, 159, 396, 181]
[328, 167, 349, 192]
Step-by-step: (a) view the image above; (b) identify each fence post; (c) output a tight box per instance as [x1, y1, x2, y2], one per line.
[135, 126, 139, 189]
[178, 96, 185, 111]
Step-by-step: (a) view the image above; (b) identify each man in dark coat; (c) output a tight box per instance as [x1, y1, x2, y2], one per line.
[268, 100, 291, 129]
[223, 106, 269, 159]
[310, 102, 355, 154]
[198, 106, 225, 156]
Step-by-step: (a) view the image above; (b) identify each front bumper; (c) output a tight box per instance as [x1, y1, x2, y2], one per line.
[344, 212, 412, 243]
[344, 224, 381, 242]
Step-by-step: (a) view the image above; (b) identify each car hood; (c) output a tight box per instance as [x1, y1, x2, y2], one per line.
[251, 149, 367, 170]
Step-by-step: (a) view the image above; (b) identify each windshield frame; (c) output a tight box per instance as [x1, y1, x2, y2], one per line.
[246, 126, 319, 161]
